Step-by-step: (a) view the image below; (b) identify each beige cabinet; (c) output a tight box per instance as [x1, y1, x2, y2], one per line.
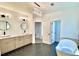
[15, 37, 24, 48]
[23, 35, 32, 45]
[0, 34, 32, 54]
[15, 35, 32, 48]
[1, 38, 15, 54]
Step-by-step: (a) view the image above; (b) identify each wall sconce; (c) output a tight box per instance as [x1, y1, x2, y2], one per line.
[0, 12, 11, 18]
[19, 17, 27, 21]
[6, 13, 12, 18]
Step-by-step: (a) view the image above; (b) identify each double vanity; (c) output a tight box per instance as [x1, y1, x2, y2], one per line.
[0, 34, 32, 54]
[0, 13, 32, 55]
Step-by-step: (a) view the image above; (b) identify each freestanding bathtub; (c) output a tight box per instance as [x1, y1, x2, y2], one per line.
[56, 39, 79, 56]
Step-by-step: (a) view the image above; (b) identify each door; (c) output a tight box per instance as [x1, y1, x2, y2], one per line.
[35, 22, 42, 43]
[50, 20, 61, 43]
[35, 22, 42, 39]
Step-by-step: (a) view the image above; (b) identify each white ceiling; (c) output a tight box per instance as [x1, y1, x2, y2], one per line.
[0, 2, 79, 14]
[32, 2, 79, 13]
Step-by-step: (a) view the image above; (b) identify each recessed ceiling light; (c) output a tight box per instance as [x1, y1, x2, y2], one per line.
[50, 3, 54, 6]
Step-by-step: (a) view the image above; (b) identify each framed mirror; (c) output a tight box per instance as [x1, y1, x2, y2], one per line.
[20, 21, 28, 33]
[0, 21, 10, 31]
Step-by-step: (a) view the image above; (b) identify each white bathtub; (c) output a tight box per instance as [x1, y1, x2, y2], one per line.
[56, 39, 79, 56]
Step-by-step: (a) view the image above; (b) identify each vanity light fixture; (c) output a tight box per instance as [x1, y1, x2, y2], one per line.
[0, 13, 5, 18]
[6, 13, 12, 18]
[50, 3, 54, 6]
[19, 17, 27, 21]
[23, 19, 25, 21]
[0, 13, 11, 18]
[1, 14, 5, 18]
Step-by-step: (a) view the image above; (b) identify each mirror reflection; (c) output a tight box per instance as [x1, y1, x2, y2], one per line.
[0, 21, 10, 31]
[20, 21, 28, 33]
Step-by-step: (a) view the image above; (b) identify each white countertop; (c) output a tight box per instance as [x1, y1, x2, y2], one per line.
[0, 34, 32, 39]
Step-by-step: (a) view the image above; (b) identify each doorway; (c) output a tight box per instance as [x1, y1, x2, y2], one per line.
[35, 22, 42, 43]
[50, 20, 61, 44]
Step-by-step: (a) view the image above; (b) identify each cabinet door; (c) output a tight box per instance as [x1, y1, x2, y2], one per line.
[7, 38, 15, 52]
[1, 43, 8, 54]
[24, 35, 32, 45]
[1, 39, 15, 54]
[15, 37, 21, 48]
[19, 36, 25, 47]
[15, 37, 24, 48]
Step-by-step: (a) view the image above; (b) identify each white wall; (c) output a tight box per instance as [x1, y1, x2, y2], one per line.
[33, 17, 43, 43]
[60, 10, 78, 40]
[43, 7, 79, 44]
[0, 7, 33, 37]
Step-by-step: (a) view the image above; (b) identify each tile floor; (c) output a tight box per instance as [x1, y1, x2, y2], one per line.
[35, 38, 42, 43]
[2, 42, 58, 56]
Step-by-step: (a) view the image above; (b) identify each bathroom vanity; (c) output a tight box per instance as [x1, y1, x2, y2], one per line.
[0, 34, 32, 54]
[0, 12, 32, 55]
